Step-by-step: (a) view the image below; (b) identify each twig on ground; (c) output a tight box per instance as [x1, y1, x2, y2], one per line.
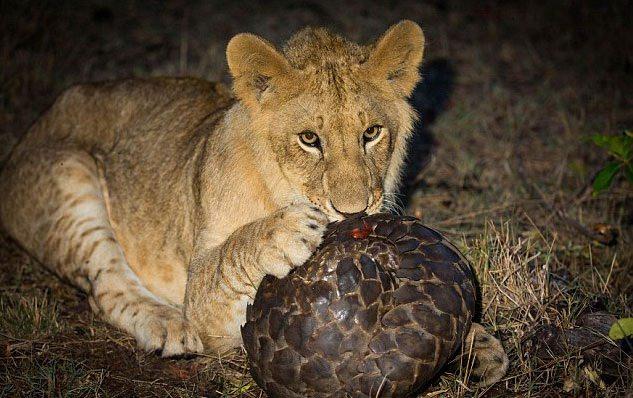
[516, 163, 613, 245]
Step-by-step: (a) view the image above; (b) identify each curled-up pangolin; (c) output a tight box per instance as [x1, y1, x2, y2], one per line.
[242, 213, 494, 397]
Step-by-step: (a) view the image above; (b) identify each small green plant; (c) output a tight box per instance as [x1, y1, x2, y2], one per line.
[591, 130, 633, 195]
[609, 318, 633, 340]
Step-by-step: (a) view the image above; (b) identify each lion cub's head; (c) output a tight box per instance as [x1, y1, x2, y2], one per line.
[227, 21, 424, 220]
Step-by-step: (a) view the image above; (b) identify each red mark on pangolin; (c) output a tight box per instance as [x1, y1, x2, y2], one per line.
[351, 222, 372, 239]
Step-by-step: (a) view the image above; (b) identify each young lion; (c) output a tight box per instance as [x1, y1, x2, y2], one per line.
[0, 21, 507, 385]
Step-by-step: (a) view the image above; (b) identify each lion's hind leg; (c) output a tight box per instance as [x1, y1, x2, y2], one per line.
[463, 322, 509, 387]
[0, 148, 202, 357]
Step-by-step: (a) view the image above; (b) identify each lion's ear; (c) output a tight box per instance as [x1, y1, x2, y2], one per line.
[226, 33, 294, 107]
[363, 20, 425, 97]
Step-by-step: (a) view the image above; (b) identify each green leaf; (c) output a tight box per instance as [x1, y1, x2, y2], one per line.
[616, 134, 633, 159]
[609, 318, 633, 340]
[592, 162, 621, 195]
[591, 134, 611, 148]
[591, 133, 633, 160]
[624, 163, 633, 183]
[591, 134, 609, 147]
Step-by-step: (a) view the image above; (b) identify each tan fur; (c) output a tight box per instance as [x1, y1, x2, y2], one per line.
[464, 323, 510, 386]
[0, 21, 506, 386]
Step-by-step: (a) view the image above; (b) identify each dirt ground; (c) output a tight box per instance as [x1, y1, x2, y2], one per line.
[1, 1, 631, 397]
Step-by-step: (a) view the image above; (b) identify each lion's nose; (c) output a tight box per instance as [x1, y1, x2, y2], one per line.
[324, 160, 370, 218]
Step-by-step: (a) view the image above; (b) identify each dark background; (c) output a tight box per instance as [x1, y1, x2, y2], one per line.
[1, 1, 631, 396]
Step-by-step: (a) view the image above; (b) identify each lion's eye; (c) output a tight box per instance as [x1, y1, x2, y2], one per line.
[298, 130, 321, 148]
[363, 125, 383, 143]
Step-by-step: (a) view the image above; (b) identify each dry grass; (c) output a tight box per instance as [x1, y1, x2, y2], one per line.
[1, 0, 631, 397]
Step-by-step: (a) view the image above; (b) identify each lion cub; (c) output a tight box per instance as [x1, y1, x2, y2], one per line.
[0, 21, 507, 385]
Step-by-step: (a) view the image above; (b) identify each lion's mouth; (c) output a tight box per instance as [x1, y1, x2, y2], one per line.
[366, 193, 384, 215]
[320, 193, 384, 221]
[322, 201, 346, 222]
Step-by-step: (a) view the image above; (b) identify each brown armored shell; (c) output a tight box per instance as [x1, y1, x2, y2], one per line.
[241, 213, 477, 397]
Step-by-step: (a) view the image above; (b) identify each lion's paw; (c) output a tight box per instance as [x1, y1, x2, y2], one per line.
[133, 304, 204, 357]
[465, 323, 509, 387]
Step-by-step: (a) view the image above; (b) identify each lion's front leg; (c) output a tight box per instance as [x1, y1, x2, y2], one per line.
[184, 204, 328, 352]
